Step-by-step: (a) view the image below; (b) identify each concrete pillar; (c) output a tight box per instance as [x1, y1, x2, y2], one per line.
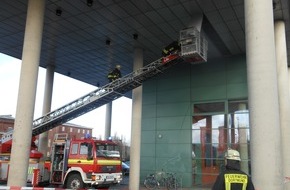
[7, 0, 45, 186]
[289, 68, 290, 96]
[104, 102, 112, 139]
[275, 20, 290, 189]
[129, 47, 143, 190]
[244, 0, 283, 189]
[237, 103, 248, 175]
[38, 65, 55, 160]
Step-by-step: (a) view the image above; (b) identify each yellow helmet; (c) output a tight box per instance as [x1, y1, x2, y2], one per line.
[225, 148, 241, 161]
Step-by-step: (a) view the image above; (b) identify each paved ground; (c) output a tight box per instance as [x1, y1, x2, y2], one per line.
[0, 175, 211, 190]
[108, 176, 211, 190]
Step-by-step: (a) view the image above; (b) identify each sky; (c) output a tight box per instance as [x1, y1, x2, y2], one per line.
[0, 53, 132, 143]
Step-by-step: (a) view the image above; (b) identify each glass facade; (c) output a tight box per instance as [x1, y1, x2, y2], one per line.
[192, 100, 250, 187]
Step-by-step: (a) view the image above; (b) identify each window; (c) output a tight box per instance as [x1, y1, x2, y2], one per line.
[96, 144, 120, 158]
[192, 100, 250, 187]
[70, 128, 73, 132]
[80, 143, 88, 155]
[62, 126, 65, 131]
[192, 114, 224, 168]
[71, 144, 78, 154]
[0, 155, 10, 161]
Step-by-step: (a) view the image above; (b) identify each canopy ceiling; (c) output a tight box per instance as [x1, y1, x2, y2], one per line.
[0, 0, 288, 88]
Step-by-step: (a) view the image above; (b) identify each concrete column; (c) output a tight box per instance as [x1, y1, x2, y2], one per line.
[237, 103, 248, 175]
[7, 0, 45, 186]
[244, 0, 283, 189]
[38, 65, 55, 160]
[275, 20, 290, 189]
[289, 68, 290, 96]
[129, 47, 143, 190]
[104, 102, 112, 139]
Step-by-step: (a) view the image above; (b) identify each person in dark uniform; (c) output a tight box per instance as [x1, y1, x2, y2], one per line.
[162, 41, 180, 56]
[212, 148, 255, 190]
[107, 65, 121, 82]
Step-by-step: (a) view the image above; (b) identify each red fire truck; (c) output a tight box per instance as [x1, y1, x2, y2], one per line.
[0, 133, 123, 189]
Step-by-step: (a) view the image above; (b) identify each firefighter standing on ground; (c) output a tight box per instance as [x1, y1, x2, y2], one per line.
[108, 65, 121, 82]
[212, 148, 255, 190]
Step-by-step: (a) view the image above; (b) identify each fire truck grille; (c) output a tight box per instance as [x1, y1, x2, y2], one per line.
[101, 165, 116, 173]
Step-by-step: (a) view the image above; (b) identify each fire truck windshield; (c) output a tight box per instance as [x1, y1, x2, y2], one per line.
[96, 144, 120, 158]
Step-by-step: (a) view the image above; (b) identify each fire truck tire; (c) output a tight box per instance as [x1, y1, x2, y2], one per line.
[65, 173, 85, 189]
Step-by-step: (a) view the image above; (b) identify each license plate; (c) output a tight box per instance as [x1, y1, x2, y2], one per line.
[106, 175, 114, 180]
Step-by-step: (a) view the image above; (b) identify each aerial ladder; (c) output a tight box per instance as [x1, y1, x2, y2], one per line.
[1, 55, 183, 144]
[1, 27, 208, 144]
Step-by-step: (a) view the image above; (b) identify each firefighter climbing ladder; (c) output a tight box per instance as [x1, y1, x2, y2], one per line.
[1, 55, 184, 144]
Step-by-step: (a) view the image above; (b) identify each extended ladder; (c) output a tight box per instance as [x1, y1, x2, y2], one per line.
[1, 55, 184, 144]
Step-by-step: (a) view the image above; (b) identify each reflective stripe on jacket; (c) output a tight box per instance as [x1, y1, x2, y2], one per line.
[212, 167, 255, 190]
[224, 174, 247, 190]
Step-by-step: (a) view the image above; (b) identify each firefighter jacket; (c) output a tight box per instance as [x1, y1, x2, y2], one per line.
[162, 41, 180, 56]
[212, 161, 255, 190]
[108, 68, 121, 82]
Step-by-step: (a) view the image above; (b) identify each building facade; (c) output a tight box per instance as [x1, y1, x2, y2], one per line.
[0, 115, 14, 137]
[140, 55, 249, 188]
[0, 115, 93, 158]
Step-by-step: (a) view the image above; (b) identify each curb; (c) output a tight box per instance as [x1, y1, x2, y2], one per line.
[0, 187, 107, 190]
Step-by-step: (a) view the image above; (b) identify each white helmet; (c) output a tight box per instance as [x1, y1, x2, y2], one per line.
[116, 65, 121, 69]
[225, 148, 241, 161]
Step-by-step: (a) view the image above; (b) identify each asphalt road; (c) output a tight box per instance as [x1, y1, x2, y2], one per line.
[109, 175, 130, 190]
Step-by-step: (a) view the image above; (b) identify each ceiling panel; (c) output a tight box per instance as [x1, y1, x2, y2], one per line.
[196, 1, 216, 13]
[227, 20, 243, 32]
[235, 8, 245, 19]
[206, 11, 223, 24]
[230, 0, 244, 6]
[169, 4, 191, 19]
[107, 4, 130, 19]
[219, 8, 237, 22]
[131, 0, 153, 13]
[146, 0, 166, 9]
[213, 0, 231, 9]
[118, 1, 140, 16]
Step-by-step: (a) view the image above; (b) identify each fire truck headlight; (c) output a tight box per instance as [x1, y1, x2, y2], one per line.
[93, 175, 102, 181]
[117, 174, 122, 180]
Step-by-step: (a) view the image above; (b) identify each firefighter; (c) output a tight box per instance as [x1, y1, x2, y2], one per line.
[212, 148, 255, 190]
[107, 65, 122, 82]
[162, 40, 180, 56]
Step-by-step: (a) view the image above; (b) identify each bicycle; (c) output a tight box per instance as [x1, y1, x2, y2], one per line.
[166, 172, 182, 189]
[144, 171, 181, 190]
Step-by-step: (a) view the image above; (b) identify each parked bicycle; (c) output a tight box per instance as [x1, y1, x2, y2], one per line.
[144, 171, 181, 190]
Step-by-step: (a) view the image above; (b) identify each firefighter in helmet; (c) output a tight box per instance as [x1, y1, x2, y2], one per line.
[162, 40, 180, 56]
[108, 65, 122, 82]
[212, 148, 255, 190]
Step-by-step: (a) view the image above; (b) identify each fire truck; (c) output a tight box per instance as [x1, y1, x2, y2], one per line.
[0, 133, 122, 189]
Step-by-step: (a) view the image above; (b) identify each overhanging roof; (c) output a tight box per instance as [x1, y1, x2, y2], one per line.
[0, 0, 289, 89]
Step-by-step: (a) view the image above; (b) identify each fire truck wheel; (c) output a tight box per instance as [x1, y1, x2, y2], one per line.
[65, 173, 85, 189]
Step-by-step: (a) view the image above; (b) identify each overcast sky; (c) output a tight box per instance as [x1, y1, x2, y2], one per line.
[0, 53, 132, 143]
